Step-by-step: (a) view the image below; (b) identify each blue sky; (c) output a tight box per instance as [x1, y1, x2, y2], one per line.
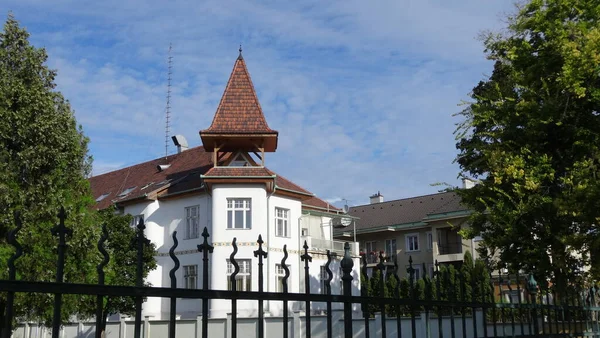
[4, 1, 516, 207]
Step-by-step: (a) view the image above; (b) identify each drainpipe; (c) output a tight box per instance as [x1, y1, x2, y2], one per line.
[298, 214, 307, 293]
[266, 189, 275, 313]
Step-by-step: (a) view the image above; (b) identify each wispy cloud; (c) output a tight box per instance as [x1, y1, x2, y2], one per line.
[3, 0, 515, 205]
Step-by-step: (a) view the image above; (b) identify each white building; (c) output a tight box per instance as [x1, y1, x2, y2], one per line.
[89, 51, 360, 320]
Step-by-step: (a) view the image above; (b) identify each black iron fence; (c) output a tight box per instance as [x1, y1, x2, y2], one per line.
[1, 209, 599, 338]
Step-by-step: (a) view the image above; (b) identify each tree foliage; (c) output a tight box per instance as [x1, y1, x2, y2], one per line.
[80, 211, 157, 334]
[0, 14, 157, 328]
[0, 13, 99, 325]
[455, 0, 600, 288]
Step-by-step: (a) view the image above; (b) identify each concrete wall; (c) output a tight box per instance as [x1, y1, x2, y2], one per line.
[12, 311, 534, 338]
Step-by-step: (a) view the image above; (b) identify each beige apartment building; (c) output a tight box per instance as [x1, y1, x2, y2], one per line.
[334, 185, 480, 280]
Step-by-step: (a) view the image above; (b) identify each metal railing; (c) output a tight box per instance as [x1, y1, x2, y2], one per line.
[303, 236, 357, 255]
[1, 208, 599, 338]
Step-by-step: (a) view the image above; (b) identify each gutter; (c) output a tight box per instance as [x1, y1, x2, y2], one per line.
[334, 221, 429, 236]
[302, 209, 359, 219]
[200, 175, 277, 179]
[274, 186, 314, 197]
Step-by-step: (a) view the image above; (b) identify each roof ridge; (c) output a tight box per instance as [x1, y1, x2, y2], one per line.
[350, 190, 456, 208]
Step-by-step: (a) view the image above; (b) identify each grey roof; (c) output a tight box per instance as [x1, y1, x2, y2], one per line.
[347, 191, 468, 231]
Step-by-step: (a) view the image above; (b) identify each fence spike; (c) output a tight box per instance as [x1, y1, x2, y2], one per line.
[325, 250, 333, 295]
[7, 211, 23, 281]
[229, 238, 240, 289]
[97, 224, 110, 285]
[169, 231, 180, 288]
[341, 242, 354, 338]
[281, 245, 290, 293]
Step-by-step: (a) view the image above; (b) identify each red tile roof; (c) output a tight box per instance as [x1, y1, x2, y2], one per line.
[201, 55, 277, 135]
[89, 146, 334, 212]
[203, 167, 274, 177]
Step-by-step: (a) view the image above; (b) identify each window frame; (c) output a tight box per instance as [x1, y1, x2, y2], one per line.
[385, 239, 397, 256]
[130, 214, 144, 228]
[405, 233, 420, 252]
[227, 198, 252, 229]
[426, 231, 433, 250]
[185, 205, 200, 239]
[183, 265, 198, 289]
[275, 207, 291, 238]
[227, 259, 251, 291]
[365, 241, 376, 253]
[275, 264, 290, 292]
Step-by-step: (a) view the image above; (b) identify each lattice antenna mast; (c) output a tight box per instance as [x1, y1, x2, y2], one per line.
[165, 43, 173, 160]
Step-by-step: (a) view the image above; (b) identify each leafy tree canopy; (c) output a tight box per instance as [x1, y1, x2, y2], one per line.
[455, 0, 600, 288]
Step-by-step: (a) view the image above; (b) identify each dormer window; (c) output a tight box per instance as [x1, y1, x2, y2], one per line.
[229, 153, 250, 167]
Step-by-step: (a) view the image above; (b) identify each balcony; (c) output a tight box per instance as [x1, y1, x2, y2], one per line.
[436, 227, 464, 263]
[303, 236, 358, 255]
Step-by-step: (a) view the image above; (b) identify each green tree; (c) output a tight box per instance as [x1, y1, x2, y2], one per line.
[0, 13, 100, 326]
[455, 0, 600, 290]
[80, 211, 157, 336]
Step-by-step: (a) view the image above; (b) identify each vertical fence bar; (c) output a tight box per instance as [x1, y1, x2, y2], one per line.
[577, 285, 587, 336]
[471, 271, 478, 338]
[168, 231, 180, 338]
[505, 275, 516, 335]
[435, 262, 443, 338]
[95, 224, 110, 338]
[341, 242, 354, 338]
[301, 241, 312, 338]
[133, 217, 145, 338]
[254, 235, 267, 338]
[51, 207, 72, 338]
[527, 275, 539, 336]
[543, 286, 551, 335]
[552, 288, 560, 336]
[488, 272, 497, 338]
[422, 266, 431, 338]
[480, 276, 488, 338]
[229, 238, 239, 338]
[198, 227, 214, 338]
[360, 254, 370, 338]
[392, 257, 401, 338]
[459, 271, 467, 338]
[515, 272, 525, 335]
[281, 245, 290, 338]
[497, 273, 506, 337]
[448, 266, 456, 338]
[324, 250, 333, 338]
[2, 212, 23, 338]
[407, 256, 416, 338]
[376, 253, 386, 338]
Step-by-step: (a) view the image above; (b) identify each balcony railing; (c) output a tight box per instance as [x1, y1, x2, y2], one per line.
[303, 237, 358, 255]
[438, 242, 462, 255]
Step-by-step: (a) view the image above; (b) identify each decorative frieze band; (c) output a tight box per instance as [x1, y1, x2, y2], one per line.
[156, 243, 343, 258]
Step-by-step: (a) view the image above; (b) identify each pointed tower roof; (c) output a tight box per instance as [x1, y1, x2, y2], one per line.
[200, 50, 278, 152]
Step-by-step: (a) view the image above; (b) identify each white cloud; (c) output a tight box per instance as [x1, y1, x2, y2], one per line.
[2, 1, 516, 204]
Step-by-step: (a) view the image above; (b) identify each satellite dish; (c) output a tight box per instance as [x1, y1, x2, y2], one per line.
[341, 217, 352, 226]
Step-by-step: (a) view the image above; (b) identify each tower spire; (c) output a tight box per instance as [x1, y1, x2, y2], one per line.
[165, 43, 173, 159]
[238, 44, 243, 60]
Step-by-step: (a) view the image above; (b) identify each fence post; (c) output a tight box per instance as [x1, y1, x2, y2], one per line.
[292, 310, 301, 338]
[341, 242, 354, 338]
[527, 274, 539, 336]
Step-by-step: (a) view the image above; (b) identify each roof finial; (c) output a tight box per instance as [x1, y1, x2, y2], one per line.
[238, 44, 243, 60]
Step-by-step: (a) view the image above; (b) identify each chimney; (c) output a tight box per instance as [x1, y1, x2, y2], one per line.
[462, 178, 476, 189]
[171, 135, 189, 154]
[369, 191, 384, 204]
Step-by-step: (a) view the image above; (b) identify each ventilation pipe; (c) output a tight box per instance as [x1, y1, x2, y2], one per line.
[172, 135, 189, 153]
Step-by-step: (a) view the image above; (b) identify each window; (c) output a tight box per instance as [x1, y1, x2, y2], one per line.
[276, 264, 290, 292]
[229, 153, 250, 167]
[428, 264, 435, 278]
[227, 259, 251, 291]
[320, 266, 329, 294]
[407, 264, 421, 282]
[183, 265, 197, 289]
[301, 228, 309, 237]
[96, 193, 110, 202]
[275, 208, 290, 237]
[426, 232, 433, 250]
[185, 206, 200, 239]
[365, 241, 376, 253]
[385, 239, 397, 256]
[130, 214, 144, 228]
[118, 186, 136, 198]
[227, 198, 252, 229]
[405, 233, 419, 252]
